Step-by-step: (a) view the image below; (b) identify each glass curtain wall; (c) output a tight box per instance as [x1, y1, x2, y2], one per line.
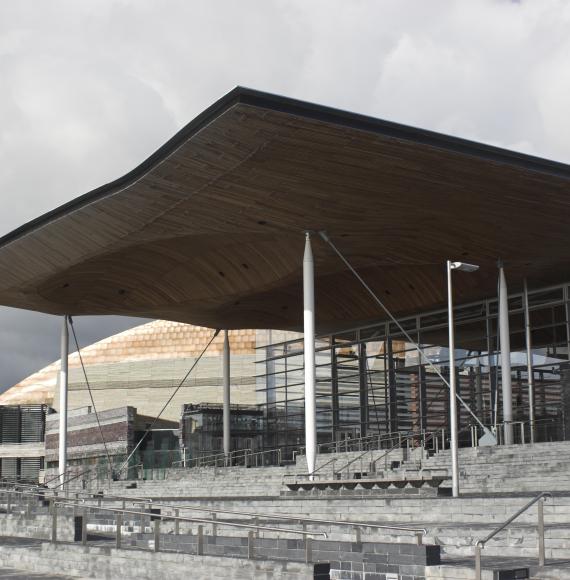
[257, 283, 570, 458]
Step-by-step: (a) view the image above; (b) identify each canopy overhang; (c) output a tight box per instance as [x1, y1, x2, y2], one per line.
[1, 87, 570, 332]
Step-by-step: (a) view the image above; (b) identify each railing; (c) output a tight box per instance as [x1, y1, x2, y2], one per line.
[121, 496, 428, 545]
[0, 482, 430, 563]
[298, 430, 411, 456]
[474, 492, 552, 579]
[171, 449, 247, 468]
[469, 418, 558, 448]
[0, 484, 326, 563]
[1, 482, 428, 545]
[296, 429, 444, 481]
[171, 447, 282, 469]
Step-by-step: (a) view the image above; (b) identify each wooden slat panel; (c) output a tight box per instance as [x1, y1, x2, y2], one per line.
[0, 93, 569, 331]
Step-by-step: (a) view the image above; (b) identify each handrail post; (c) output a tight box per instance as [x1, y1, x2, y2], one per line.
[51, 502, 57, 543]
[353, 526, 361, 544]
[305, 536, 312, 563]
[197, 525, 203, 555]
[253, 516, 260, 538]
[174, 509, 179, 535]
[247, 530, 254, 559]
[211, 512, 217, 537]
[82, 507, 88, 545]
[154, 519, 160, 552]
[538, 498, 545, 566]
[116, 512, 122, 549]
[475, 545, 482, 580]
[415, 532, 423, 546]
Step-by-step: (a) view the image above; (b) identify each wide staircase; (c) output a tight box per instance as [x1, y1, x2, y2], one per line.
[1, 440, 570, 579]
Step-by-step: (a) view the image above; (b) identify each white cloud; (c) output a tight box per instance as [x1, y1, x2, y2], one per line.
[1, 0, 569, 387]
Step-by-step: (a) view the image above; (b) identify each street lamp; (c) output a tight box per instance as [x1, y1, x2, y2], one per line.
[447, 261, 479, 498]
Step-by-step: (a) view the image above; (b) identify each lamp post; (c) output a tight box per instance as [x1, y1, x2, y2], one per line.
[447, 261, 479, 498]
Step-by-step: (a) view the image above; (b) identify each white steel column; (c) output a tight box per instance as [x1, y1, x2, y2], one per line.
[446, 261, 460, 498]
[58, 315, 69, 486]
[303, 233, 317, 480]
[223, 329, 231, 461]
[499, 264, 514, 445]
[523, 279, 535, 444]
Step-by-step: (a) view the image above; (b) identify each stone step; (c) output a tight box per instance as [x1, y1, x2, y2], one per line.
[0, 537, 315, 579]
[427, 555, 570, 580]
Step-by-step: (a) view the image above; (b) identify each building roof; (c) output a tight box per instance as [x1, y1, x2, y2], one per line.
[0, 87, 569, 332]
[0, 321, 257, 407]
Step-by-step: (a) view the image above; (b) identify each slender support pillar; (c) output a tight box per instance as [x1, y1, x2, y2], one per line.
[358, 340, 369, 438]
[523, 279, 535, 444]
[58, 315, 69, 487]
[475, 358, 484, 419]
[223, 329, 231, 461]
[419, 364, 428, 432]
[303, 233, 317, 479]
[446, 261, 460, 498]
[331, 339, 340, 441]
[386, 337, 398, 434]
[499, 264, 514, 445]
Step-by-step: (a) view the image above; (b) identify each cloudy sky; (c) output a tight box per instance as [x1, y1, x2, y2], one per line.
[1, 0, 569, 390]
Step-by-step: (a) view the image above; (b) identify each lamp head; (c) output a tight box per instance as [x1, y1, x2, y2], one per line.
[450, 261, 479, 272]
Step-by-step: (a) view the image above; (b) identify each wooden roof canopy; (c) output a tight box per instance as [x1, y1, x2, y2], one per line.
[1, 87, 570, 333]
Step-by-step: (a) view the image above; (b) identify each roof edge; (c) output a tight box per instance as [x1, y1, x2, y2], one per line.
[2, 85, 569, 248]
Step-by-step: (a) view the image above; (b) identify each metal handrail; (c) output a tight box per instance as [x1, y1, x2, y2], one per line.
[300, 429, 410, 456]
[172, 447, 282, 469]
[243, 447, 282, 467]
[118, 496, 428, 542]
[475, 492, 552, 548]
[474, 492, 552, 578]
[1, 482, 427, 542]
[171, 448, 244, 467]
[468, 418, 558, 448]
[1, 484, 329, 561]
[52, 498, 327, 538]
[306, 429, 442, 480]
[332, 419, 502, 479]
[172, 448, 251, 468]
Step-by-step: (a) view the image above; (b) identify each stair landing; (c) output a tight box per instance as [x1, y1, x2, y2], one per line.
[427, 555, 570, 579]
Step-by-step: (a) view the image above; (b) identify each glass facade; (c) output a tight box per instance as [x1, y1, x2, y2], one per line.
[180, 403, 264, 458]
[258, 282, 570, 458]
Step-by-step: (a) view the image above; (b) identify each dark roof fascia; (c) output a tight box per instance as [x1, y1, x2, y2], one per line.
[237, 87, 570, 177]
[2, 85, 569, 249]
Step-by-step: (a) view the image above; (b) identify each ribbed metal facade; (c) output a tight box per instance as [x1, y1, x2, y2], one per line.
[0, 404, 50, 481]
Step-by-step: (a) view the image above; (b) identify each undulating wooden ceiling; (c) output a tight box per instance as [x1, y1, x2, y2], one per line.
[0, 87, 569, 332]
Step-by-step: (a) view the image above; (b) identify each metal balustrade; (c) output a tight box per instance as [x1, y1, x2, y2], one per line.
[171, 447, 283, 469]
[0, 485, 325, 563]
[294, 429, 445, 481]
[0, 482, 427, 546]
[0, 482, 432, 565]
[474, 491, 552, 579]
